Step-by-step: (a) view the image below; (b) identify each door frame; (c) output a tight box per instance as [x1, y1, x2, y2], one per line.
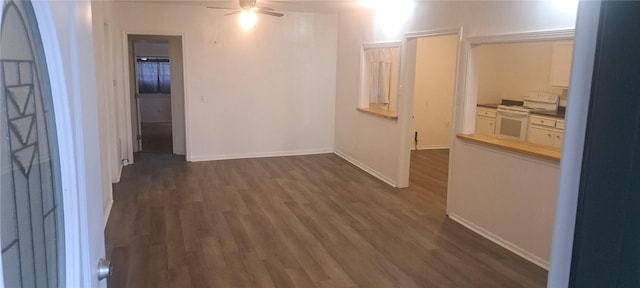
[0, 1, 106, 287]
[121, 31, 189, 163]
[397, 27, 463, 189]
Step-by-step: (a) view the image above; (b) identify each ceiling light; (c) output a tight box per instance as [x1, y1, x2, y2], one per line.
[239, 11, 257, 30]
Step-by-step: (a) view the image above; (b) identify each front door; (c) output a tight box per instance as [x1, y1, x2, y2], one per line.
[1, 1, 107, 287]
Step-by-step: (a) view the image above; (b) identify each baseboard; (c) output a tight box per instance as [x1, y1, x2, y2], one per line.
[411, 145, 450, 150]
[448, 213, 550, 270]
[334, 149, 397, 187]
[189, 148, 334, 162]
[103, 198, 113, 229]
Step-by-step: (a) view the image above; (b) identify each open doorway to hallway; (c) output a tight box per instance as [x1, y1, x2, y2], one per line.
[406, 32, 459, 201]
[127, 35, 186, 156]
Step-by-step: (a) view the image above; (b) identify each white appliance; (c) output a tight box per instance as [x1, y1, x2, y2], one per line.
[495, 92, 559, 140]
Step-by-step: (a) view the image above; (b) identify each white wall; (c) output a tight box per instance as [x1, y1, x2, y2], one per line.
[448, 141, 560, 268]
[334, 0, 577, 267]
[474, 40, 570, 104]
[110, 2, 338, 161]
[335, 1, 577, 187]
[138, 94, 171, 123]
[90, 0, 117, 221]
[411, 35, 458, 150]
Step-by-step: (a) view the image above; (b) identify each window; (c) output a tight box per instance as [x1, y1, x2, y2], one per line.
[136, 57, 170, 94]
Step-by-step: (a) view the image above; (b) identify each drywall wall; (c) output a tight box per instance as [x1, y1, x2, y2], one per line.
[138, 94, 171, 123]
[334, 0, 576, 267]
[335, 1, 576, 187]
[411, 35, 458, 150]
[447, 141, 560, 268]
[90, 0, 116, 222]
[109, 2, 338, 161]
[474, 40, 570, 104]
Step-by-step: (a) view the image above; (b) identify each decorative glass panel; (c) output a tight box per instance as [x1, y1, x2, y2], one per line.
[1, 1, 65, 287]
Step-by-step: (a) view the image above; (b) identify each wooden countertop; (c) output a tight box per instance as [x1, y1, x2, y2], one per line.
[457, 134, 561, 162]
[356, 107, 398, 120]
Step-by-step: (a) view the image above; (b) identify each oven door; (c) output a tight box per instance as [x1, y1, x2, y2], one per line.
[496, 109, 529, 140]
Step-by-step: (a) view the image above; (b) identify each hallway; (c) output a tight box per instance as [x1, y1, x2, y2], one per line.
[105, 150, 547, 287]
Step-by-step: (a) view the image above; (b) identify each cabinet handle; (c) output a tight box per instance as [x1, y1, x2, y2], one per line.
[548, 133, 552, 137]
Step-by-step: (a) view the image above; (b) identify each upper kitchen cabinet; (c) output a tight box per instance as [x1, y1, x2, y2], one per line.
[549, 41, 574, 88]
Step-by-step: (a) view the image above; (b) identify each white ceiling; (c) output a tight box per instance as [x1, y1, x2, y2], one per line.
[127, 0, 365, 13]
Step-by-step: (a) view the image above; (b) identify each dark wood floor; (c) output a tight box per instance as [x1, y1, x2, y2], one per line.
[140, 122, 173, 154]
[105, 149, 547, 288]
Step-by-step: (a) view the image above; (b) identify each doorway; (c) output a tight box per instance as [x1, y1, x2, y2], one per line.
[405, 32, 460, 198]
[127, 35, 186, 156]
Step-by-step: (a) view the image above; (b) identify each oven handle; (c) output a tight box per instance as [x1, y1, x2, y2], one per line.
[497, 110, 530, 117]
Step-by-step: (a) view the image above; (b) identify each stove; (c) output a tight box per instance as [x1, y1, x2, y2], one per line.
[495, 92, 559, 140]
[497, 92, 560, 114]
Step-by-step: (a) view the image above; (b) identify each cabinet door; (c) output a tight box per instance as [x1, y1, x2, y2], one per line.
[553, 131, 564, 148]
[550, 41, 574, 87]
[528, 126, 555, 146]
[476, 117, 496, 135]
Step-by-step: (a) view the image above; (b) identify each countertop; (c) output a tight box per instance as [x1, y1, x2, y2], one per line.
[477, 104, 566, 119]
[477, 103, 500, 109]
[530, 108, 565, 119]
[457, 133, 561, 162]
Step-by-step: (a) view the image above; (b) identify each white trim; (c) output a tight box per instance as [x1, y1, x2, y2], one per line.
[190, 149, 334, 162]
[334, 149, 398, 188]
[467, 29, 575, 46]
[548, 2, 602, 287]
[405, 27, 462, 39]
[121, 30, 190, 161]
[103, 199, 113, 229]
[0, 1, 4, 286]
[32, 2, 83, 287]
[362, 40, 402, 49]
[114, 161, 123, 183]
[359, 40, 402, 109]
[411, 145, 450, 150]
[448, 213, 550, 270]
[397, 27, 463, 189]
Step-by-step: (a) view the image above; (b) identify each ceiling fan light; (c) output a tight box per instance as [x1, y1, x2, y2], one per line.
[239, 11, 257, 30]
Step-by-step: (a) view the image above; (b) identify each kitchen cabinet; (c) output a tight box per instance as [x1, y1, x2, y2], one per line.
[476, 107, 497, 135]
[528, 115, 564, 148]
[549, 41, 574, 88]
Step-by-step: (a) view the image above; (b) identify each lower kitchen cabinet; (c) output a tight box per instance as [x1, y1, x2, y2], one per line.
[476, 107, 497, 135]
[529, 125, 563, 148]
[528, 115, 564, 148]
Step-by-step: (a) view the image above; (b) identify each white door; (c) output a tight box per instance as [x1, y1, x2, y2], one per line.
[1, 1, 108, 287]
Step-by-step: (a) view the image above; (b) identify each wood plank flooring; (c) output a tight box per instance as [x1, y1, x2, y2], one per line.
[140, 122, 173, 154]
[105, 150, 547, 288]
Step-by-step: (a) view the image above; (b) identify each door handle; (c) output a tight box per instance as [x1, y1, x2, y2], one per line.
[97, 258, 112, 281]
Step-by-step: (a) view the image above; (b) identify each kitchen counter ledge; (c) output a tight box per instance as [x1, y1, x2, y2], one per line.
[457, 134, 561, 162]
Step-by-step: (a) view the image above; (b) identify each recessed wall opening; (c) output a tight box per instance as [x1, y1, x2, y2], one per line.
[127, 35, 186, 157]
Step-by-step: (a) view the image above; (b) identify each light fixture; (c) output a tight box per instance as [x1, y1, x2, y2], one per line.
[239, 10, 257, 30]
[359, 0, 415, 36]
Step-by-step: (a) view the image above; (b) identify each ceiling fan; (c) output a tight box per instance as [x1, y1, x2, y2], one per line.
[207, 0, 285, 17]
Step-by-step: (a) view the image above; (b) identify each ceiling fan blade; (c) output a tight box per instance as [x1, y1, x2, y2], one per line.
[207, 6, 236, 10]
[256, 10, 284, 17]
[257, 6, 275, 11]
[224, 10, 242, 16]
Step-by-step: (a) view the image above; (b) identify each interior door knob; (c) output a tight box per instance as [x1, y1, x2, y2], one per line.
[97, 258, 112, 281]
